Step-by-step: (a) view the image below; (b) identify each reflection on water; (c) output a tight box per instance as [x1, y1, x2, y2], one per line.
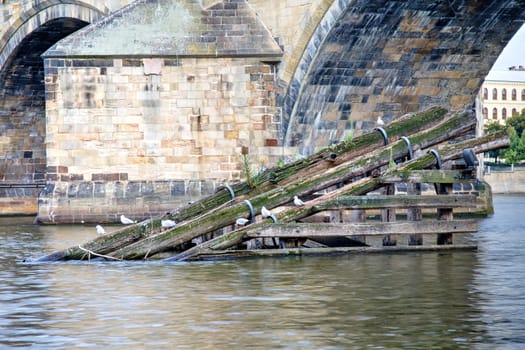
[1, 195, 524, 349]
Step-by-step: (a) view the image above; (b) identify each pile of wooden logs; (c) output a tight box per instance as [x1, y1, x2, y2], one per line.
[35, 107, 509, 262]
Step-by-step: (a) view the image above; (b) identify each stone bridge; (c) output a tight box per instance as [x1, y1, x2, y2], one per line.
[1, 0, 524, 222]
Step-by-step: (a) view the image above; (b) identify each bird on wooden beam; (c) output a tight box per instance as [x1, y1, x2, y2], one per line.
[96, 224, 106, 235]
[120, 215, 135, 224]
[261, 206, 272, 218]
[161, 219, 176, 230]
[293, 195, 305, 206]
[235, 217, 250, 226]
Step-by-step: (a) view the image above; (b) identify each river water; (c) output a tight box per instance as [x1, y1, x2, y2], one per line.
[1, 195, 524, 349]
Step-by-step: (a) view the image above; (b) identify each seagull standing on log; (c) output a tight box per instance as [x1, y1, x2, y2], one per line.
[120, 215, 135, 224]
[161, 219, 177, 229]
[261, 206, 272, 218]
[96, 224, 106, 235]
[293, 195, 305, 206]
[235, 218, 250, 226]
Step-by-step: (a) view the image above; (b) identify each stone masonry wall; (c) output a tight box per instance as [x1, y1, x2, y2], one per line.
[484, 169, 525, 194]
[37, 56, 286, 223]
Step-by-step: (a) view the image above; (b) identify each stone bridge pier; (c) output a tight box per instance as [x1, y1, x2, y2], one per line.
[0, 0, 130, 215]
[1, 0, 524, 223]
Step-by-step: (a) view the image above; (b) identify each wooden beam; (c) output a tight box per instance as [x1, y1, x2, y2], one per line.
[247, 220, 478, 238]
[379, 170, 475, 184]
[318, 194, 477, 210]
[185, 244, 478, 261]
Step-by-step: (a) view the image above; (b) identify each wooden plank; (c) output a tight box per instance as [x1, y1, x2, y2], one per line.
[436, 181, 454, 244]
[319, 194, 477, 210]
[248, 220, 478, 238]
[379, 170, 475, 184]
[381, 183, 396, 246]
[407, 182, 423, 245]
[186, 244, 478, 261]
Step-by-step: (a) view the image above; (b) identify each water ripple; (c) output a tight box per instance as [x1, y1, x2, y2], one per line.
[0, 196, 524, 349]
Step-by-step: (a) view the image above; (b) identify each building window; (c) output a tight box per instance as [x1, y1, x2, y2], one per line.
[502, 108, 507, 120]
[483, 88, 488, 100]
[502, 89, 507, 100]
[493, 108, 498, 120]
[512, 89, 517, 101]
[483, 107, 488, 119]
[513, 108, 518, 116]
[522, 89, 525, 101]
[492, 88, 498, 100]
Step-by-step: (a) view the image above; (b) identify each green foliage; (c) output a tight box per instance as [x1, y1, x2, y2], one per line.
[506, 112, 525, 137]
[484, 121, 506, 162]
[388, 147, 396, 170]
[485, 112, 525, 164]
[484, 120, 505, 135]
[241, 154, 256, 188]
[344, 130, 354, 143]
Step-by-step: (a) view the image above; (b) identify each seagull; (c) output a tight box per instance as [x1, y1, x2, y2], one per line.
[376, 116, 385, 126]
[236, 218, 250, 226]
[261, 206, 272, 218]
[161, 219, 177, 229]
[96, 225, 106, 235]
[120, 214, 135, 224]
[293, 195, 305, 206]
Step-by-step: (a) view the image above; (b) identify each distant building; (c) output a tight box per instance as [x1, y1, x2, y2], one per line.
[480, 66, 525, 125]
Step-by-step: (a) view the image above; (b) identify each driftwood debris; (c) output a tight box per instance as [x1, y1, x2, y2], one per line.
[34, 108, 509, 262]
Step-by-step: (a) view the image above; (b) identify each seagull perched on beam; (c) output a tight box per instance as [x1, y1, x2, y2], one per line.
[96, 224, 106, 235]
[376, 116, 385, 126]
[120, 215, 135, 225]
[293, 195, 305, 206]
[161, 219, 177, 229]
[236, 218, 250, 226]
[261, 206, 272, 218]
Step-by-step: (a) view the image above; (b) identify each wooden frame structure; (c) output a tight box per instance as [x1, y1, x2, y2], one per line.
[34, 108, 508, 262]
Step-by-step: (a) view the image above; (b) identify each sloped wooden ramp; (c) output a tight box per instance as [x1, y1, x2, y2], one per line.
[34, 107, 508, 262]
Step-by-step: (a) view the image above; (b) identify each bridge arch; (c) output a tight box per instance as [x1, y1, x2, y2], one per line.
[281, 0, 525, 155]
[0, 2, 106, 71]
[0, 1, 106, 214]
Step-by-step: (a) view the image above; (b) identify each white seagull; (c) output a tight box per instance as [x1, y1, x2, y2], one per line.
[161, 219, 177, 229]
[96, 224, 106, 235]
[120, 214, 135, 225]
[236, 218, 250, 226]
[376, 116, 385, 126]
[261, 206, 272, 218]
[293, 195, 305, 206]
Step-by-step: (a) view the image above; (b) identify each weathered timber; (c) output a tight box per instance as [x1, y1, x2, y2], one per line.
[436, 171, 455, 245]
[407, 181, 423, 245]
[381, 181, 396, 246]
[379, 170, 475, 184]
[170, 130, 508, 261]
[182, 244, 478, 261]
[111, 112, 483, 261]
[247, 220, 478, 238]
[35, 219, 160, 261]
[317, 194, 477, 210]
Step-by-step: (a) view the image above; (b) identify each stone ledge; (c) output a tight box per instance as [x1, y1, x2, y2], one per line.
[35, 178, 225, 224]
